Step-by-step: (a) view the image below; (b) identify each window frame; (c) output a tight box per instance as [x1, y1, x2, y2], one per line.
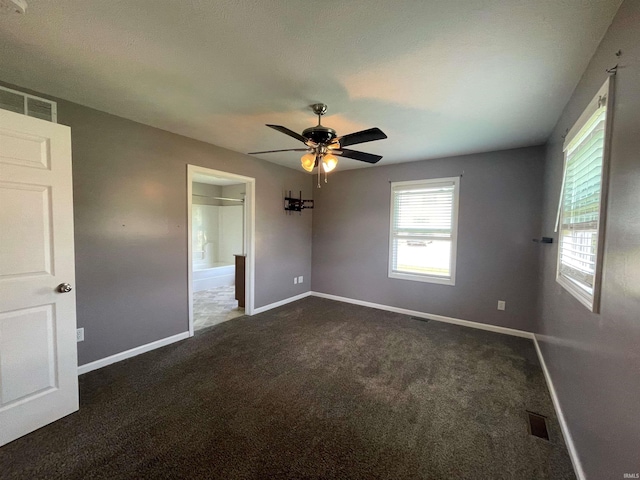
[388, 176, 460, 286]
[555, 77, 614, 313]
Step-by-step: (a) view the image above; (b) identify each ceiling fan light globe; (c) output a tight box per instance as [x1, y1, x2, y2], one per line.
[322, 154, 338, 173]
[301, 153, 315, 172]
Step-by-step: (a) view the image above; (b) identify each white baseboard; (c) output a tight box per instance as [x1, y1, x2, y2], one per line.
[252, 291, 312, 315]
[310, 291, 534, 339]
[77, 331, 190, 375]
[533, 337, 585, 480]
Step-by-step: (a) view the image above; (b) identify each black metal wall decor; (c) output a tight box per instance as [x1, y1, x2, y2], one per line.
[284, 190, 313, 213]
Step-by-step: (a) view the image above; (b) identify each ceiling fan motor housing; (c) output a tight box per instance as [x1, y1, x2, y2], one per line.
[302, 125, 336, 145]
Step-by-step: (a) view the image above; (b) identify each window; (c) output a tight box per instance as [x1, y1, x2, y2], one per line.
[389, 177, 460, 285]
[556, 78, 614, 312]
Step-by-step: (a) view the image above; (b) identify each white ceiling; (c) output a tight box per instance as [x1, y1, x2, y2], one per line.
[0, 0, 622, 170]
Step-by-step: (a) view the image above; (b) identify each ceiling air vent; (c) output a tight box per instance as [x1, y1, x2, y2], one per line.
[0, 86, 57, 123]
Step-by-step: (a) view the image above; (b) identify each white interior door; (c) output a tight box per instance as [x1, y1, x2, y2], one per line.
[0, 108, 78, 446]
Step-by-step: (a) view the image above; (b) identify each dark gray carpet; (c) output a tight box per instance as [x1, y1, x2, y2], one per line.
[1, 297, 575, 479]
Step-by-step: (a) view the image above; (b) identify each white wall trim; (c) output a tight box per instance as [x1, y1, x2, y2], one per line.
[252, 291, 312, 315]
[77, 332, 189, 375]
[310, 291, 534, 339]
[533, 336, 586, 480]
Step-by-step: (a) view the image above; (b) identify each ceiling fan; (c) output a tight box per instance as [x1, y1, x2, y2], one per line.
[248, 103, 387, 185]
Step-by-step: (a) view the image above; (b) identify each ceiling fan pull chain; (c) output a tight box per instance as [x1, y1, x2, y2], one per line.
[317, 167, 321, 188]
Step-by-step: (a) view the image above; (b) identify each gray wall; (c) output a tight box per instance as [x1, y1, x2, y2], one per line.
[221, 184, 246, 206]
[192, 183, 223, 206]
[1, 82, 313, 366]
[537, 1, 640, 478]
[312, 146, 545, 332]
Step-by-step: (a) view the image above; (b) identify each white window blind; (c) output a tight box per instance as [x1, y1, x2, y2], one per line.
[556, 77, 613, 312]
[389, 177, 459, 285]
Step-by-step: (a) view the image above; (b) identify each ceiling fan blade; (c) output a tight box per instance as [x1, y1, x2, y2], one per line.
[336, 148, 383, 164]
[266, 124, 308, 144]
[336, 127, 387, 148]
[248, 148, 308, 155]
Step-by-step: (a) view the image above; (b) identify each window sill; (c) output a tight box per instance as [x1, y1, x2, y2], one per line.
[556, 275, 596, 312]
[389, 271, 455, 286]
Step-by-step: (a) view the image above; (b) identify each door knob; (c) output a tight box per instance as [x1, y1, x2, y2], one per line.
[57, 283, 73, 293]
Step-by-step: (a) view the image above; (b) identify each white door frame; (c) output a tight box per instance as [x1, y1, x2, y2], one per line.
[186, 165, 256, 336]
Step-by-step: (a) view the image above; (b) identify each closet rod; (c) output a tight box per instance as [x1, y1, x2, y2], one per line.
[193, 194, 244, 202]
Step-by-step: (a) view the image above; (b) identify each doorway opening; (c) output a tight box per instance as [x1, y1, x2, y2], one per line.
[187, 165, 255, 335]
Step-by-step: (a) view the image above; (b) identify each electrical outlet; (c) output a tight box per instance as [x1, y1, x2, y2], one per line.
[497, 300, 506, 311]
[294, 277, 298, 285]
[76, 328, 84, 342]
[298, 276, 303, 284]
